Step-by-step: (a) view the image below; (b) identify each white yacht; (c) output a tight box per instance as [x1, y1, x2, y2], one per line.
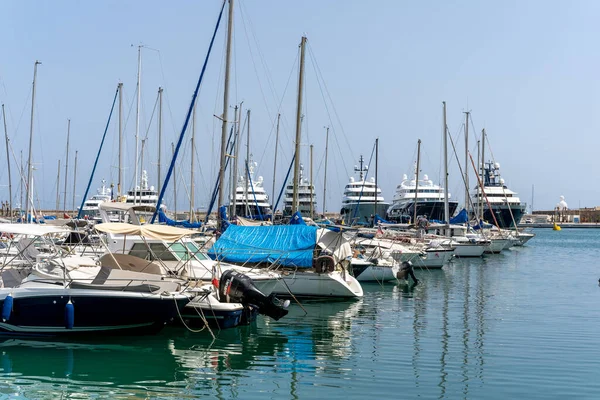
[340, 156, 389, 225]
[283, 164, 317, 217]
[78, 179, 112, 221]
[471, 161, 526, 228]
[229, 160, 272, 220]
[125, 170, 160, 207]
[387, 172, 458, 223]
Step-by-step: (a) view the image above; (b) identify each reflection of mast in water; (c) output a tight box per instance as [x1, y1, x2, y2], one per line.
[438, 273, 450, 398]
[411, 277, 428, 388]
[475, 259, 488, 381]
[462, 262, 471, 397]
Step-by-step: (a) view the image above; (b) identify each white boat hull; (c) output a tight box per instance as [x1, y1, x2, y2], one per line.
[484, 239, 509, 253]
[452, 244, 485, 257]
[350, 259, 400, 282]
[272, 270, 363, 298]
[413, 249, 454, 269]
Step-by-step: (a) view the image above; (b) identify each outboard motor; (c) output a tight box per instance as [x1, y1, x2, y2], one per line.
[397, 261, 418, 284]
[219, 270, 289, 321]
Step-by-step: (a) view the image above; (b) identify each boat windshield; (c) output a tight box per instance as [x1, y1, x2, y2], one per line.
[184, 241, 209, 261]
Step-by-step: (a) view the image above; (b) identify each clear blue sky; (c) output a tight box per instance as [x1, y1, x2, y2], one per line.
[1, 0, 598, 213]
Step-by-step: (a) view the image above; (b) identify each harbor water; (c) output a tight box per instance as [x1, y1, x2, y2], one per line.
[0, 228, 599, 399]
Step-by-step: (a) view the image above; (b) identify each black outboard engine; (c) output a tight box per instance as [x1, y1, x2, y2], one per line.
[397, 261, 418, 284]
[219, 270, 289, 321]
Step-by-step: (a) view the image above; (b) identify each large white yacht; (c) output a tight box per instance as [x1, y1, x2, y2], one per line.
[387, 172, 458, 223]
[125, 170, 160, 207]
[229, 160, 272, 220]
[283, 164, 317, 217]
[471, 161, 526, 228]
[340, 155, 389, 225]
[78, 179, 113, 221]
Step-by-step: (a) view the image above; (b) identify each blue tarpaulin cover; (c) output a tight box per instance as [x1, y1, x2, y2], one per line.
[208, 224, 317, 267]
[289, 211, 306, 225]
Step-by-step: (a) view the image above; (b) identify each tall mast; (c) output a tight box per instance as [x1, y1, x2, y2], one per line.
[310, 144, 314, 218]
[443, 101, 449, 232]
[323, 126, 329, 215]
[292, 36, 307, 214]
[19, 150, 23, 215]
[157, 87, 163, 193]
[217, 0, 234, 229]
[63, 119, 70, 212]
[231, 102, 242, 217]
[56, 160, 61, 212]
[271, 113, 280, 210]
[172, 142, 176, 216]
[413, 139, 421, 225]
[476, 139, 480, 218]
[2, 105, 12, 220]
[189, 103, 196, 222]
[72, 150, 78, 212]
[118, 82, 123, 198]
[480, 129, 486, 221]
[25, 60, 41, 221]
[134, 45, 142, 205]
[374, 138, 379, 222]
[244, 109, 251, 216]
[464, 111, 470, 211]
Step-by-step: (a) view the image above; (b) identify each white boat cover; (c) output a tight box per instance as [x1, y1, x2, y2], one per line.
[0, 223, 71, 236]
[95, 222, 196, 241]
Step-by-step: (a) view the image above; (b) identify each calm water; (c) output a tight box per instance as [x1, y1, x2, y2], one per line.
[1, 228, 600, 399]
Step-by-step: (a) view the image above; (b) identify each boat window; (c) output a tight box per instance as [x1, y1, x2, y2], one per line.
[128, 243, 152, 260]
[168, 242, 193, 261]
[149, 243, 179, 261]
[184, 242, 209, 260]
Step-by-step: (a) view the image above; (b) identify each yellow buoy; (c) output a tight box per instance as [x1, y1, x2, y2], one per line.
[553, 222, 561, 231]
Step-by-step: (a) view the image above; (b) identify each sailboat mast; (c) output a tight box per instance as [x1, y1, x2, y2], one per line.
[2, 105, 12, 220]
[25, 60, 41, 221]
[310, 144, 314, 218]
[323, 126, 329, 215]
[56, 160, 61, 212]
[443, 101, 449, 231]
[134, 45, 142, 205]
[19, 151, 22, 215]
[232, 102, 242, 218]
[172, 142, 176, 216]
[190, 103, 196, 222]
[272, 113, 280, 210]
[118, 82, 123, 198]
[476, 139, 480, 219]
[480, 128, 486, 221]
[375, 138, 379, 222]
[217, 0, 234, 229]
[464, 111, 470, 212]
[292, 36, 307, 214]
[72, 150, 78, 212]
[157, 87, 163, 193]
[413, 139, 421, 225]
[244, 109, 250, 216]
[63, 119, 70, 212]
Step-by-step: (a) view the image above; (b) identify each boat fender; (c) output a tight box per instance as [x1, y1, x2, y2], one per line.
[2, 294, 13, 322]
[65, 300, 74, 329]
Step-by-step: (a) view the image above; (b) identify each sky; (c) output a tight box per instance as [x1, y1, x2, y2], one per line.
[1, 0, 599, 214]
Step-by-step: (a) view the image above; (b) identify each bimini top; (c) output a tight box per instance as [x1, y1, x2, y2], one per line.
[0, 223, 71, 236]
[95, 222, 196, 241]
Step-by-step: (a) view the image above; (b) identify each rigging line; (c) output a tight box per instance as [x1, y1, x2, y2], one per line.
[306, 43, 354, 160]
[306, 45, 351, 178]
[6, 90, 30, 140]
[351, 141, 377, 223]
[156, 51, 184, 138]
[142, 91, 159, 141]
[151, 0, 227, 224]
[447, 123, 477, 212]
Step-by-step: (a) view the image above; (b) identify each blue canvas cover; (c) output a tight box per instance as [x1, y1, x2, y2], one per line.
[208, 224, 317, 267]
[449, 209, 468, 224]
[289, 211, 306, 225]
[158, 210, 202, 229]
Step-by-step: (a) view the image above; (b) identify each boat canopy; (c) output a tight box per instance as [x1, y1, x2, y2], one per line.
[208, 224, 317, 267]
[95, 222, 196, 241]
[0, 223, 71, 236]
[99, 203, 156, 213]
[157, 210, 202, 229]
